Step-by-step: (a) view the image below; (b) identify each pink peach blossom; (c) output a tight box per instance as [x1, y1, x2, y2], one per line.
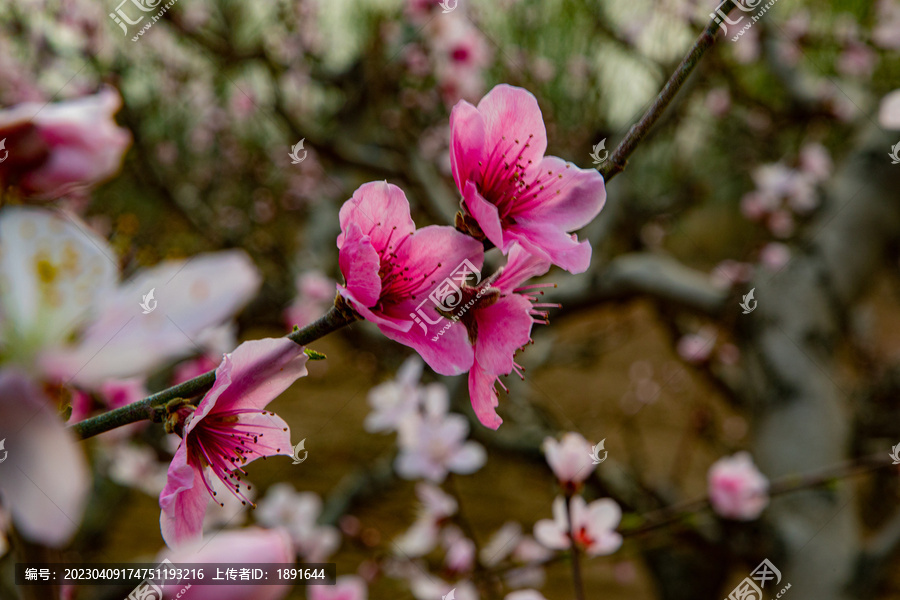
[0, 370, 89, 546]
[534, 495, 622, 557]
[159, 338, 308, 548]
[707, 452, 769, 520]
[255, 483, 340, 561]
[759, 242, 791, 272]
[310, 575, 367, 600]
[0, 87, 131, 199]
[394, 483, 458, 557]
[395, 409, 486, 482]
[336, 181, 483, 376]
[542, 432, 596, 490]
[879, 89, 900, 129]
[676, 327, 716, 365]
[158, 527, 294, 600]
[284, 270, 336, 329]
[450, 84, 606, 273]
[364, 356, 424, 433]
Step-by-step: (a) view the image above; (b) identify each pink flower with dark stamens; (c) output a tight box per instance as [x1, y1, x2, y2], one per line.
[462, 243, 556, 429]
[450, 84, 606, 273]
[159, 338, 308, 548]
[337, 181, 484, 375]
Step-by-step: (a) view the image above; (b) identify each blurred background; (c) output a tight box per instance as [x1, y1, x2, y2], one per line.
[1, 0, 900, 598]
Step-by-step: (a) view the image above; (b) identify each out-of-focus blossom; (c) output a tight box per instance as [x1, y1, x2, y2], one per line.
[506, 591, 548, 600]
[0, 369, 89, 546]
[173, 355, 220, 386]
[450, 84, 606, 273]
[159, 527, 294, 600]
[534, 496, 623, 557]
[336, 181, 483, 376]
[481, 522, 522, 566]
[393, 483, 457, 558]
[711, 260, 754, 289]
[310, 575, 368, 600]
[879, 89, 900, 129]
[705, 88, 731, 117]
[676, 326, 717, 365]
[542, 432, 595, 491]
[707, 452, 770, 520]
[395, 408, 486, 482]
[160, 338, 308, 548]
[836, 43, 876, 78]
[0, 87, 131, 200]
[873, 0, 900, 49]
[0, 207, 260, 390]
[284, 270, 336, 329]
[99, 377, 148, 409]
[759, 242, 791, 272]
[443, 526, 477, 572]
[432, 18, 493, 106]
[102, 441, 169, 496]
[798, 143, 832, 183]
[255, 483, 341, 561]
[409, 577, 478, 600]
[365, 356, 424, 433]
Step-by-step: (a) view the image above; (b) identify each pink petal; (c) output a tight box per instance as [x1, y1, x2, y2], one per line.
[0, 370, 89, 547]
[447, 442, 487, 474]
[378, 318, 474, 376]
[533, 519, 568, 550]
[449, 99, 486, 192]
[473, 295, 533, 376]
[587, 498, 622, 531]
[493, 243, 552, 292]
[338, 222, 382, 308]
[159, 443, 209, 548]
[338, 181, 415, 250]
[476, 85, 548, 169]
[467, 363, 503, 429]
[524, 156, 606, 232]
[463, 181, 505, 249]
[506, 223, 592, 274]
[159, 527, 294, 600]
[192, 338, 308, 423]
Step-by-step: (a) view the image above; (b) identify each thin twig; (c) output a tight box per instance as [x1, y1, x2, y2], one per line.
[599, 1, 735, 181]
[565, 493, 586, 600]
[70, 304, 358, 440]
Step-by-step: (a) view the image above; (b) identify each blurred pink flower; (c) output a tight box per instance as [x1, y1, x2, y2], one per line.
[395, 410, 486, 482]
[705, 88, 732, 117]
[173, 355, 220, 386]
[284, 270, 336, 329]
[365, 356, 424, 433]
[159, 338, 308, 548]
[433, 19, 493, 105]
[542, 432, 595, 491]
[450, 84, 606, 273]
[798, 143, 832, 183]
[336, 181, 483, 376]
[707, 451, 769, 520]
[0, 87, 131, 199]
[534, 496, 622, 557]
[99, 376, 148, 409]
[0, 370, 89, 546]
[0, 208, 261, 390]
[711, 260, 754, 289]
[394, 483, 458, 557]
[836, 43, 876, 78]
[255, 483, 341, 561]
[480, 522, 522, 566]
[506, 591, 548, 600]
[310, 575, 367, 600]
[878, 89, 900, 129]
[759, 242, 791, 272]
[443, 526, 477, 572]
[873, 0, 900, 49]
[159, 527, 294, 600]
[676, 327, 717, 365]
[464, 243, 555, 429]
